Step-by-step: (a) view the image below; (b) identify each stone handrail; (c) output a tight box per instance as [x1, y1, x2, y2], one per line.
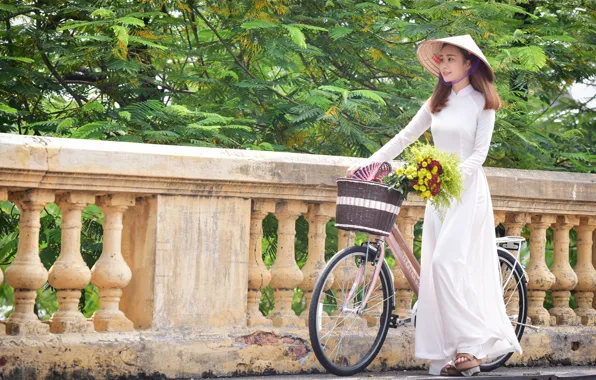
[0, 133, 595, 377]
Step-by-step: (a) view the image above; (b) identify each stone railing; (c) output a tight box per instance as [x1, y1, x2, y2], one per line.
[0, 133, 595, 378]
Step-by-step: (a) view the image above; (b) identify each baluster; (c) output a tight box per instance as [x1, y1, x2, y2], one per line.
[268, 201, 307, 328]
[301, 203, 334, 325]
[337, 229, 352, 251]
[5, 190, 54, 335]
[549, 215, 579, 325]
[48, 193, 95, 333]
[332, 230, 366, 328]
[503, 213, 526, 237]
[331, 229, 354, 314]
[494, 211, 506, 229]
[526, 214, 556, 326]
[575, 217, 596, 325]
[360, 234, 382, 327]
[592, 228, 596, 311]
[0, 188, 5, 335]
[330, 230, 354, 316]
[247, 200, 275, 327]
[394, 207, 421, 318]
[501, 213, 528, 320]
[90, 194, 135, 331]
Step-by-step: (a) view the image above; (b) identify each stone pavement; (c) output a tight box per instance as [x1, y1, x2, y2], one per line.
[233, 366, 596, 380]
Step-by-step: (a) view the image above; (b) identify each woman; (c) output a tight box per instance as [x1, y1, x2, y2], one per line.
[346, 35, 523, 376]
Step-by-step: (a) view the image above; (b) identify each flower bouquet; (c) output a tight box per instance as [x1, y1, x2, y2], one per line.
[382, 141, 464, 220]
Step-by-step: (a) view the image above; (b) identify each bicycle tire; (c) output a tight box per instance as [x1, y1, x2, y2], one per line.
[308, 245, 394, 376]
[480, 247, 528, 372]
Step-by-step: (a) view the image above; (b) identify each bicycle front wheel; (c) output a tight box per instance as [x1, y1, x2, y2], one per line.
[308, 245, 394, 376]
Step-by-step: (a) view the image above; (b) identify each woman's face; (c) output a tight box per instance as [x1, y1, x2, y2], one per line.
[438, 44, 471, 82]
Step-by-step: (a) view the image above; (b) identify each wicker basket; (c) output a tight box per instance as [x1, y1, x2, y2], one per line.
[335, 178, 404, 236]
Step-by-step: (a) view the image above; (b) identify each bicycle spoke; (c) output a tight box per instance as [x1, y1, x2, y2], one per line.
[333, 311, 362, 365]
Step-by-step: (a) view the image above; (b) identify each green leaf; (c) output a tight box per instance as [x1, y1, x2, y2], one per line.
[74, 35, 112, 42]
[56, 118, 76, 133]
[90, 8, 115, 19]
[291, 23, 327, 32]
[82, 101, 106, 113]
[349, 90, 388, 106]
[0, 56, 34, 63]
[328, 27, 353, 40]
[384, 0, 401, 6]
[71, 121, 124, 139]
[57, 20, 102, 31]
[0, 103, 17, 114]
[0, 4, 18, 12]
[283, 25, 307, 49]
[241, 20, 279, 29]
[220, 124, 252, 131]
[128, 36, 168, 50]
[318, 85, 349, 94]
[117, 16, 145, 27]
[111, 25, 129, 46]
[515, 46, 547, 72]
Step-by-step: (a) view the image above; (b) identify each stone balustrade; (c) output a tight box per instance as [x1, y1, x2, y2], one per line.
[0, 133, 595, 378]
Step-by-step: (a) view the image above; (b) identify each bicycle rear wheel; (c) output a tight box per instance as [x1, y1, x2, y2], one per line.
[308, 245, 394, 376]
[480, 247, 528, 372]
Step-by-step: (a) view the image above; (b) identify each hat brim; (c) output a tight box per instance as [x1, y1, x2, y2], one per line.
[416, 37, 495, 82]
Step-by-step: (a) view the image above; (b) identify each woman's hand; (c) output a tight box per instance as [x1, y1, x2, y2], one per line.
[346, 162, 366, 178]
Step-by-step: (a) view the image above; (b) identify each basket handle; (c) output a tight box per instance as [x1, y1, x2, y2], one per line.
[351, 161, 392, 182]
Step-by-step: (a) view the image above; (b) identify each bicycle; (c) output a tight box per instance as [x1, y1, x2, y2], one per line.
[308, 171, 536, 376]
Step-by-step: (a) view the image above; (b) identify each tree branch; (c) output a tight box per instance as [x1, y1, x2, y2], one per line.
[39, 52, 87, 107]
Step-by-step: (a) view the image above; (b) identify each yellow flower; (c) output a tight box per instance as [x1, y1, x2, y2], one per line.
[396, 167, 404, 175]
[407, 174, 415, 180]
[419, 185, 426, 192]
[413, 184, 419, 190]
[422, 190, 431, 198]
[426, 172, 432, 179]
[422, 161, 428, 167]
[432, 167, 438, 174]
[419, 168, 427, 175]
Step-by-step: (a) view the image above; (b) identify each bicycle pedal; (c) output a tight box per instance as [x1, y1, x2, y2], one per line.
[389, 314, 411, 328]
[389, 314, 400, 328]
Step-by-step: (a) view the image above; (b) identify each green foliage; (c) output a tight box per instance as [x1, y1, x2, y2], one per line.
[0, 0, 592, 170]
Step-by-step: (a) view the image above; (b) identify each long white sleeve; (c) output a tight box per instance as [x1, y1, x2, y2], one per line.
[458, 108, 496, 177]
[366, 101, 432, 163]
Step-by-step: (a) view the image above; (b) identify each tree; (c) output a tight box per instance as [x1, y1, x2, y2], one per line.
[0, 0, 593, 170]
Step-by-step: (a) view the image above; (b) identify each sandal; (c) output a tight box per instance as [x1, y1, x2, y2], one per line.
[454, 353, 481, 377]
[440, 363, 462, 376]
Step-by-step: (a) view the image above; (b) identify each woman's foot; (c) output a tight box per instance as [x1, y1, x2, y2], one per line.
[440, 363, 462, 376]
[454, 353, 481, 377]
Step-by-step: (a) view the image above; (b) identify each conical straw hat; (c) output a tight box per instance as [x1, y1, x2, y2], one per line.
[416, 34, 494, 82]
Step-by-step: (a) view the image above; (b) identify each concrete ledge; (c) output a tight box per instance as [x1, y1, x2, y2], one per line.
[0, 326, 595, 379]
[0, 134, 594, 208]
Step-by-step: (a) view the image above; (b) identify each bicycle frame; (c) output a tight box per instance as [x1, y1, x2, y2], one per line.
[349, 227, 528, 317]
[347, 224, 421, 315]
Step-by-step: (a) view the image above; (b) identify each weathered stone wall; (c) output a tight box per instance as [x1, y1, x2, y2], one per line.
[1, 327, 596, 379]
